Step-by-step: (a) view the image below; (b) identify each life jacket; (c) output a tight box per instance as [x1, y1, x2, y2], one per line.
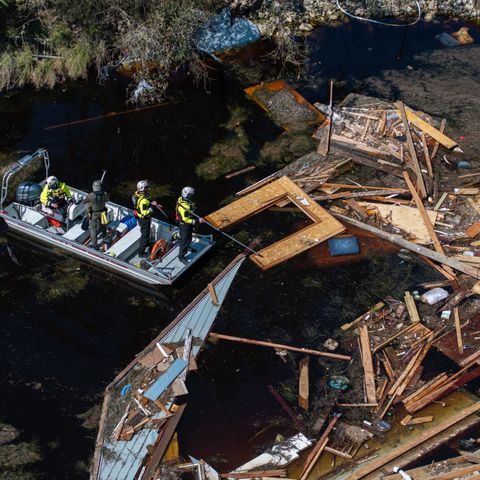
[132, 191, 152, 219]
[175, 196, 195, 225]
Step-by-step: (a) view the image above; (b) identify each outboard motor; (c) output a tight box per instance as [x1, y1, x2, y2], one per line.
[16, 182, 43, 205]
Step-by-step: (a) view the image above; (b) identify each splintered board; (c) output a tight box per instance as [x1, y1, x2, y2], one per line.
[205, 176, 345, 270]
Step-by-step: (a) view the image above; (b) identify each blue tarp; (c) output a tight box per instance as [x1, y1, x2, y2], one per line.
[196, 8, 261, 54]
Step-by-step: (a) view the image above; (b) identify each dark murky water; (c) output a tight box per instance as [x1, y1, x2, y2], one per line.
[0, 17, 475, 478]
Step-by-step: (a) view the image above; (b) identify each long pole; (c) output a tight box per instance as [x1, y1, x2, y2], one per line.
[100, 170, 107, 183]
[153, 204, 168, 219]
[190, 211, 261, 256]
[208, 332, 352, 361]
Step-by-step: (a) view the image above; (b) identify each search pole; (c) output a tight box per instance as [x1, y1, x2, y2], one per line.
[100, 170, 107, 183]
[190, 211, 261, 256]
[153, 204, 169, 219]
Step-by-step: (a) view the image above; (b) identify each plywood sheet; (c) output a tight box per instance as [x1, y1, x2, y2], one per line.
[250, 222, 345, 269]
[359, 202, 438, 244]
[206, 176, 345, 269]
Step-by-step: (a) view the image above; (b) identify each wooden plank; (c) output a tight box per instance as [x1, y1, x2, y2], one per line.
[383, 456, 469, 480]
[141, 404, 186, 480]
[346, 402, 480, 480]
[350, 155, 404, 178]
[407, 415, 433, 425]
[337, 403, 378, 407]
[324, 446, 353, 459]
[404, 291, 420, 323]
[396, 343, 431, 396]
[299, 356, 309, 411]
[341, 302, 385, 331]
[358, 202, 438, 245]
[209, 332, 351, 361]
[250, 222, 345, 270]
[454, 307, 464, 355]
[359, 325, 377, 403]
[395, 102, 427, 198]
[388, 348, 423, 396]
[224, 165, 256, 179]
[400, 415, 413, 426]
[465, 222, 480, 238]
[459, 450, 480, 464]
[221, 470, 287, 479]
[430, 118, 447, 159]
[317, 188, 408, 201]
[403, 170, 444, 255]
[208, 283, 219, 305]
[401, 108, 457, 150]
[421, 132, 433, 178]
[424, 464, 480, 480]
[434, 192, 449, 211]
[299, 437, 329, 480]
[329, 212, 480, 279]
[267, 384, 305, 432]
[401, 373, 448, 405]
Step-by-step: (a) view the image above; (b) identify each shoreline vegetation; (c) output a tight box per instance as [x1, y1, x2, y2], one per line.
[0, 1, 479, 103]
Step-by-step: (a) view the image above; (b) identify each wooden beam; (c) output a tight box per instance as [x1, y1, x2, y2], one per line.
[267, 384, 305, 432]
[209, 332, 351, 361]
[359, 325, 377, 403]
[404, 291, 420, 324]
[454, 307, 464, 355]
[324, 446, 353, 459]
[299, 356, 309, 411]
[300, 414, 341, 480]
[346, 402, 480, 480]
[395, 102, 427, 198]
[407, 415, 433, 425]
[431, 119, 447, 160]
[141, 404, 186, 480]
[373, 324, 416, 354]
[403, 170, 444, 255]
[421, 132, 433, 178]
[400, 108, 457, 150]
[208, 283, 219, 305]
[329, 212, 480, 279]
[341, 302, 385, 331]
[388, 348, 423, 396]
[221, 469, 287, 479]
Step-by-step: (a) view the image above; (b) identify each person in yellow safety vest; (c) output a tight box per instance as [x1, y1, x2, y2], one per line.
[175, 186, 203, 262]
[40, 176, 72, 214]
[132, 180, 162, 258]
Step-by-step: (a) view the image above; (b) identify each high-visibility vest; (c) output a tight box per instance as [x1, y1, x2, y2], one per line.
[175, 196, 195, 225]
[132, 191, 153, 218]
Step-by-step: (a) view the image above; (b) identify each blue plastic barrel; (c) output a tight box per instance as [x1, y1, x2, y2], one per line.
[328, 237, 360, 256]
[121, 214, 137, 231]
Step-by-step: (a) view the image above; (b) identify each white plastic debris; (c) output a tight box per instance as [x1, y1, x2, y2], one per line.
[421, 287, 449, 305]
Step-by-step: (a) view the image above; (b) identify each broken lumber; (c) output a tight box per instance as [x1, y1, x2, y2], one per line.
[267, 385, 305, 432]
[299, 356, 309, 411]
[329, 212, 480, 279]
[208, 333, 351, 361]
[221, 469, 287, 479]
[300, 414, 340, 480]
[404, 291, 420, 323]
[403, 170, 444, 255]
[431, 118, 447, 160]
[347, 402, 480, 480]
[341, 302, 385, 331]
[395, 102, 427, 198]
[400, 106, 458, 150]
[454, 307, 464, 355]
[208, 283, 219, 306]
[407, 415, 433, 425]
[359, 325, 376, 404]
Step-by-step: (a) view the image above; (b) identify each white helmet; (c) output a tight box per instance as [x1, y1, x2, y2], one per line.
[47, 176, 58, 188]
[137, 180, 149, 192]
[182, 186, 195, 199]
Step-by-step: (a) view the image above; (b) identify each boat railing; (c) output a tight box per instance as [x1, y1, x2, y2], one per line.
[0, 149, 50, 210]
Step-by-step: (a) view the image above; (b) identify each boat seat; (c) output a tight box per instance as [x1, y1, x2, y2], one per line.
[62, 223, 90, 243]
[105, 225, 141, 260]
[21, 208, 48, 228]
[67, 202, 87, 222]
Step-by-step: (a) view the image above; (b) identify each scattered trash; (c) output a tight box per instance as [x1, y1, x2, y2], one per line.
[328, 375, 350, 390]
[435, 32, 460, 48]
[421, 287, 449, 305]
[328, 236, 360, 256]
[451, 27, 474, 45]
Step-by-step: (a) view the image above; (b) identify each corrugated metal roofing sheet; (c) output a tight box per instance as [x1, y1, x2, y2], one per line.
[95, 254, 246, 480]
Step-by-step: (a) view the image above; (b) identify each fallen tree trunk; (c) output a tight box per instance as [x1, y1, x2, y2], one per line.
[330, 212, 480, 279]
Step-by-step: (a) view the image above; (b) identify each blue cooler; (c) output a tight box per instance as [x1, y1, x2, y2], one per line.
[328, 236, 360, 256]
[121, 214, 137, 231]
